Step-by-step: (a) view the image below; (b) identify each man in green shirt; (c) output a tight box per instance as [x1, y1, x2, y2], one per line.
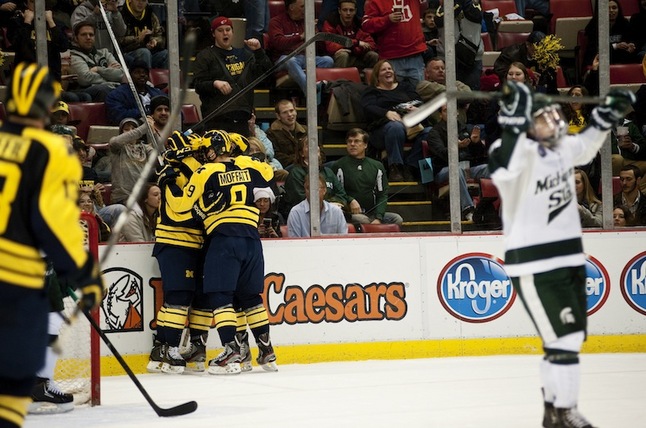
[332, 128, 403, 226]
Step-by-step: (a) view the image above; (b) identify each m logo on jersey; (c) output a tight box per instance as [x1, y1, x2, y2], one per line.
[437, 253, 516, 323]
[585, 256, 610, 315]
[100, 267, 143, 332]
[620, 251, 646, 316]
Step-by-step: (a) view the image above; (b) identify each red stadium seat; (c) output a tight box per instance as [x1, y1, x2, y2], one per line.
[359, 223, 401, 233]
[496, 31, 530, 50]
[315, 67, 361, 83]
[149, 68, 169, 92]
[181, 104, 201, 127]
[550, 0, 593, 33]
[67, 102, 108, 141]
[269, 0, 284, 18]
[609, 64, 646, 85]
[347, 223, 356, 233]
[556, 66, 568, 88]
[100, 183, 112, 205]
[617, 0, 640, 17]
[481, 0, 518, 17]
[481, 32, 494, 52]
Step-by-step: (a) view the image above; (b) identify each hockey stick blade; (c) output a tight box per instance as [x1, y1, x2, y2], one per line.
[82, 309, 198, 417]
[185, 32, 352, 134]
[402, 92, 447, 127]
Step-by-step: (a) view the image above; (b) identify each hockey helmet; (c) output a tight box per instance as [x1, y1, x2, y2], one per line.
[529, 96, 567, 149]
[201, 129, 233, 157]
[166, 130, 192, 151]
[5, 63, 62, 119]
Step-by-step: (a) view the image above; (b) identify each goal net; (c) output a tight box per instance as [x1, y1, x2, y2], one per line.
[54, 212, 101, 406]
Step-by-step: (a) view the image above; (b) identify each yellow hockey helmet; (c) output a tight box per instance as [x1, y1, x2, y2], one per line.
[5, 63, 62, 119]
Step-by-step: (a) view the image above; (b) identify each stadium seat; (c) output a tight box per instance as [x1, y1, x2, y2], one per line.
[617, 0, 640, 17]
[229, 17, 247, 48]
[363, 68, 373, 84]
[556, 66, 568, 88]
[100, 183, 112, 205]
[181, 104, 201, 127]
[315, 67, 361, 83]
[68, 102, 108, 142]
[347, 223, 356, 233]
[149, 68, 169, 91]
[269, 0, 284, 18]
[495, 31, 530, 50]
[481, 0, 518, 18]
[359, 223, 401, 233]
[550, 0, 593, 33]
[554, 16, 591, 60]
[497, 20, 533, 33]
[609, 64, 646, 85]
[280, 225, 288, 237]
[481, 32, 494, 51]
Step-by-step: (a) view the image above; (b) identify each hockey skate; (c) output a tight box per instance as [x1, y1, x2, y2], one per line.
[28, 378, 74, 414]
[181, 337, 207, 372]
[235, 331, 252, 372]
[256, 332, 278, 372]
[543, 401, 557, 428]
[146, 340, 166, 373]
[207, 341, 242, 375]
[161, 346, 186, 375]
[554, 407, 596, 428]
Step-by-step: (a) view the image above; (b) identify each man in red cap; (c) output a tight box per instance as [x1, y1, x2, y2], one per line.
[192, 16, 273, 136]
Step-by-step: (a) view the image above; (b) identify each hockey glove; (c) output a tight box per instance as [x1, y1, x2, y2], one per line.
[156, 164, 178, 187]
[497, 81, 533, 133]
[590, 88, 636, 131]
[76, 256, 105, 312]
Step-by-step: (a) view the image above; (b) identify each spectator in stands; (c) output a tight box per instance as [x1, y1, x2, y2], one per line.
[613, 164, 646, 225]
[321, 0, 378, 69]
[78, 188, 112, 242]
[248, 109, 285, 175]
[254, 187, 283, 238]
[416, 57, 471, 125]
[120, 182, 160, 242]
[71, 0, 126, 54]
[361, 0, 426, 86]
[435, 0, 483, 90]
[562, 85, 593, 134]
[492, 31, 549, 89]
[248, 136, 289, 183]
[426, 104, 489, 221]
[613, 204, 635, 227]
[575, 168, 603, 228]
[361, 59, 426, 182]
[70, 21, 124, 101]
[49, 101, 72, 127]
[108, 117, 154, 205]
[287, 173, 348, 237]
[267, 0, 334, 95]
[192, 16, 273, 136]
[0, 1, 18, 29]
[319, 0, 366, 30]
[332, 128, 403, 226]
[118, 0, 168, 69]
[421, 7, 440, 63]
[7, 0, 92, 102]
[630, 0, 646, 60]
[485, 62, 534, 147]
[266, 99, 308, 169]
[104, 60, 166, 125]
[584, 0, 639, 67]
[281, 138, 350, 220]
[611, 119, 646, 180]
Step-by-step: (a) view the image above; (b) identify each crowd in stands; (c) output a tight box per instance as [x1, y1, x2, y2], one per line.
[2, 0, 646, 240]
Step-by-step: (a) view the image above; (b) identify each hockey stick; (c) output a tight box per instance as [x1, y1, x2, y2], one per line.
[403, 90, 606, 128]
[184, 32, 352, 134]
[97, 2, 162, 154]
[82, 308, 198, 417]
[99, 31, 197, 266]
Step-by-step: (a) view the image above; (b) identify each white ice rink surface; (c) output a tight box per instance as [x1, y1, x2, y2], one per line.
[24, 353, 645, 428]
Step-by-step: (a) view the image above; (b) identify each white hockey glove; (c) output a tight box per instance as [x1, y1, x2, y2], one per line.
[590, 88, 636, 131]
[497, 81, 533, 133]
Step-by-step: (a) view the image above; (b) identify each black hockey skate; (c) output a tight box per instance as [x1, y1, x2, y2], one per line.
[235, 331, 252, 372]
[28, 378, 74, 414]
[146, 339, 166, 373]
[543, 401, 557, 428]
[256, 332, 278, 372]
[161, 346, 186, 375]
[554, 407, 596, 428]
[181, 337, 207, 372]
[207, 341, 242, 375]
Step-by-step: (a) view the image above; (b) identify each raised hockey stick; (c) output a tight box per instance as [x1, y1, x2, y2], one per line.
[184, 32, 353, 134]
[99, 31, 197, 266]
[402, 90, 606, 128]
[82, 308, 198, 417]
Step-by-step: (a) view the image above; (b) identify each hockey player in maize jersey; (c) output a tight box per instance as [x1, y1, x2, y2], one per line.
[166, 130, 278, 375]
[0, 63, 104, 428]
[488, 81, 635, 428]
[146, 131, 212, 375]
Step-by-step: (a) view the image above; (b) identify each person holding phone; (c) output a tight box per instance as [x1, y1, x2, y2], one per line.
[254, 188, 283, 238]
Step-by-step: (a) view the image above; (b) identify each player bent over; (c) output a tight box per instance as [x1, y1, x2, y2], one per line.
[166, 130, 278, 375]
[489, 81, 635, 428]
[147, 131, 211, 374]
[0, 63, 103, 428]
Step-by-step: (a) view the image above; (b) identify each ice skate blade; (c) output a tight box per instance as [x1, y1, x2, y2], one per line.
[28, 401, 74, 414]
[161, 363, 185, 375]
[146, 361, 162, 373]
[259, 361, 278, 372]
[208, 362, 241, 375]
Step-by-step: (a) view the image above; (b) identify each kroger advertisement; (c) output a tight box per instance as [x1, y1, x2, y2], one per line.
[97, 231, 646, 356]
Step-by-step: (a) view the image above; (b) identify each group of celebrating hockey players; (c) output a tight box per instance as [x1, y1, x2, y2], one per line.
[146, 128, 278, 376]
